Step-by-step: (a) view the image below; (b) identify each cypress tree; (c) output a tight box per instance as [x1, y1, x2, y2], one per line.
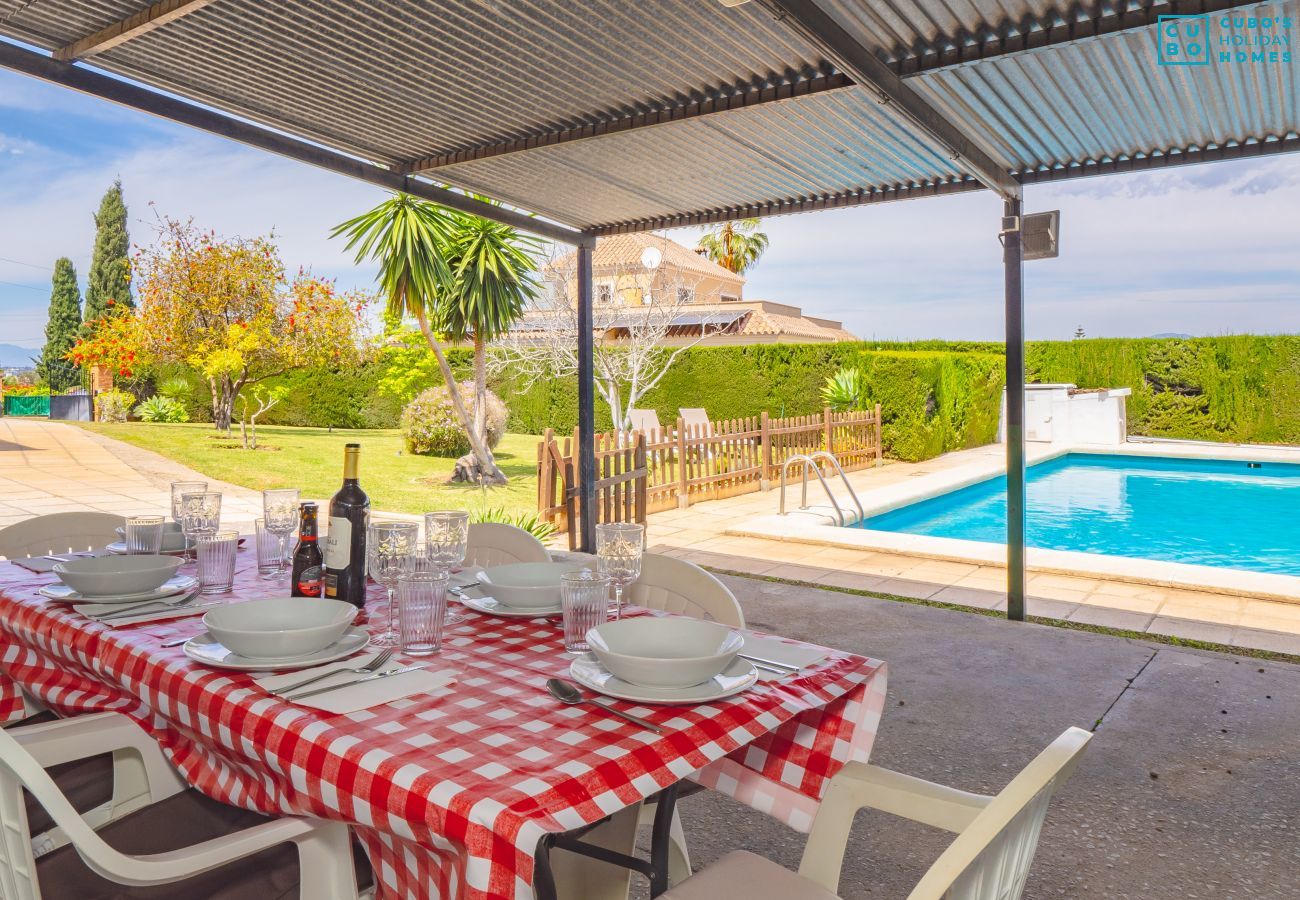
[38, 258, 82, 383]
[82, 179, 133, 331]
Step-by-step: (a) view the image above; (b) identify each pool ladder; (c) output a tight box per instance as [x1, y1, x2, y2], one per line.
[779, 451, 865, 527]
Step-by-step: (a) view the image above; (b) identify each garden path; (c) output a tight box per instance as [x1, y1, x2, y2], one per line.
[0, 418, 263, 531]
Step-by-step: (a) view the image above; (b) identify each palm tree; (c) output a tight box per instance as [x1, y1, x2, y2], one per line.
[332, 193, 510, 485]
[435, 215, 540, 462]
[696, 218, 769, 274]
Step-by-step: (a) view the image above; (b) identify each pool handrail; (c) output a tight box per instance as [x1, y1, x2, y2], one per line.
[779, 452, 865, 527]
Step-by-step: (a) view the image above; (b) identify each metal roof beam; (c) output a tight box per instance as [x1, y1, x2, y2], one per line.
[54, 0, 220, 63]
[895, 0, 1266, 76]
[764, 0, 1021, 200]
[0, 41, 586, 245]
[398, 72, 852, 174]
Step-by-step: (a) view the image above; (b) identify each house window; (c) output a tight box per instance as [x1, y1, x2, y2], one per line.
[677, 287, 695, 304]
[720, 293, 739, 302]
[595, 282, 615, 305]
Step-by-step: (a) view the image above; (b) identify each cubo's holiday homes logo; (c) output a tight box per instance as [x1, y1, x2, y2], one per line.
[1158, 12, 1293, 66]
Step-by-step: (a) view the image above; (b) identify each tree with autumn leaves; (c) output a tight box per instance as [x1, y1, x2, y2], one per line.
[69, 217, 369, 430]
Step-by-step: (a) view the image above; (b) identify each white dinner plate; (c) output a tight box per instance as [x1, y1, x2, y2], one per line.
[569, 654, 758, 705]
[105, 541, 186, 557]
[182, 627, 371, 671]
[458, 592, 562, 618]
[40, 575, 199, 605]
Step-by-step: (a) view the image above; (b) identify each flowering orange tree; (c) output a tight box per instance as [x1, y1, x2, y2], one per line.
[70, 217, 369, 430]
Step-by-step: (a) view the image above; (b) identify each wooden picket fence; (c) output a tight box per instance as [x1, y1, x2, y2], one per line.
[537, 405, 882, 544]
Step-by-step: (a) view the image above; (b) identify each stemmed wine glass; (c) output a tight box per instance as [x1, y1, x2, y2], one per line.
[596, 523, 644, 620]
[179, 492, 222, 569]
[369, 522, 418, 648]
[170, 481, 206, 561]
[424, 511, 470, 625]
[261, 489, 300, 583]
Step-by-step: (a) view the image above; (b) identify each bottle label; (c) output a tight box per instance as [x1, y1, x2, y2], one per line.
[296, 565, 323, 597]
[325, 517, 352, 569]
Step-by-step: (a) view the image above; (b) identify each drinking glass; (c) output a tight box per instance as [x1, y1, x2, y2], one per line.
[424, 511, 470, 625]
[262, 489, 299, 583]
[398, 570, 449, 656]
[124, 515, 164, 555]
[196, 529, 239, 594]
[596, 523, 643, 620]
[180, 491, 222, 567]
[254, 519, 281, 575]
[369, 522, 418, 648]
[561, 571, 610, 653]
[170, 481, 206, 524]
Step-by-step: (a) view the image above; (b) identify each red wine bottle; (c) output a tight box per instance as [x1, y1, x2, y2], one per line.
[324, 443, 370, 608]
[290, 502, 323, 597]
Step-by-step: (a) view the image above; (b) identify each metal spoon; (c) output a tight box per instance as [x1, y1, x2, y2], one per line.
[546, 678, 662, 733]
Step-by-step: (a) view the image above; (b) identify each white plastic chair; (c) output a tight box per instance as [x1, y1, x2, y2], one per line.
[661, 726, 1093, 900]
[465, 522, 550, 569]
[677, 408, 713, 437]
[627, 553, 744, 628]
[0, 712, 364, 899]
[0, 513, 123, 560]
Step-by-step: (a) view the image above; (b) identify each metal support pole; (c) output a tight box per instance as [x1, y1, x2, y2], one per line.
[576, 237, 598, 553]
[1003, 197, 1027, 621]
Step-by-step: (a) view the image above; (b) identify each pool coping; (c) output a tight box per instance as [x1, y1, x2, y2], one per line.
[727, 440, 1300, 604]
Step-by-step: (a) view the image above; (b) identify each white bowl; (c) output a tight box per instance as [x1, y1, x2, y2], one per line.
[588, 618, 744, 689]
[116, 521, 186, 552]
[479, 562, 587, 609]
[203, 599, 357, 660]
[53, 555, 184, 597]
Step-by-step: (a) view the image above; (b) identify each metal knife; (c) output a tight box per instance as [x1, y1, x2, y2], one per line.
[283, 665, 428, 701]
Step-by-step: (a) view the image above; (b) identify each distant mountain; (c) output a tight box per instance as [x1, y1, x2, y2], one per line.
[0, 344, 39, 368]
[1149, 332, 1194, 340]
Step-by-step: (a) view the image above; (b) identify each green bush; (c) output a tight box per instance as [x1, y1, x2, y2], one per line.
[134, 395, 189, 423]
[473, 506, 557, 542]
[401, 386, 508, 457]
[94, 389, 134, 423]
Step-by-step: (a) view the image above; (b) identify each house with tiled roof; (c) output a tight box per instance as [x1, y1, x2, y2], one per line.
[533, 233, 856, 345]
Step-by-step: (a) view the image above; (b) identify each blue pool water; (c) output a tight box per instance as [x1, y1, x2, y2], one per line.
[860, 454, 1300, 576]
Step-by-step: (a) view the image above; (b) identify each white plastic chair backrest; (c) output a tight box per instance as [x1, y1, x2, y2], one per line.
[0, 512, 124, 560]
[0, 723, 142, 900]
[678, 408, 713, 437]
[627, 553, 744, 627]
[628, 409, 662, 435]
[465, 523, 550, 569]
[907, 727, 1093, 900]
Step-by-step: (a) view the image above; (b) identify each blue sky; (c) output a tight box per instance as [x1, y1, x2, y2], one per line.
[1, 66, 1297, 349]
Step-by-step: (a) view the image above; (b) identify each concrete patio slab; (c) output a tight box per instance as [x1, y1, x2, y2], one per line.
[657, 575, 1300, 898]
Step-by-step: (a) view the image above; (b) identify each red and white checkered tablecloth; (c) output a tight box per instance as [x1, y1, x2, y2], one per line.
[0, 552, 886, 900]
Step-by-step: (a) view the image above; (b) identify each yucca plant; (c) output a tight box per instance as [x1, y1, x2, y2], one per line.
[472, 506, 557, 542]
[822, 367, 870, 412]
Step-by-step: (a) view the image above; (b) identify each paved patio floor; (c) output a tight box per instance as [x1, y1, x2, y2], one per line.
[0, 418, 263, 531]
[659, 575, 1300, 898]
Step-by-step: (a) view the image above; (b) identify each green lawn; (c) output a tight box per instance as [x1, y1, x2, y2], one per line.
[77, 422, 542, 518]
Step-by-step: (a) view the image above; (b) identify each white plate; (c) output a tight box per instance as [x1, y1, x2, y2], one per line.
[40, 575, 199, 605]
[569, 654, 758, 705]
[458, 592, 562, 618]
[182, 627, 371, 671]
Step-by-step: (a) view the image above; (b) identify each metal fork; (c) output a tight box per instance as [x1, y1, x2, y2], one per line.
[271, 649, 395, 696]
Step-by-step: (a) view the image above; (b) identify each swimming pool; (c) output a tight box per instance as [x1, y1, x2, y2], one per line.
[859, 453, 1300, 576]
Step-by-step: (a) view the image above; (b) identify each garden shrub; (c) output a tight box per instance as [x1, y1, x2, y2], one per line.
[402, 386, 508, 457]
[94, 389, 134, 423]
[134, 395, 189, 423]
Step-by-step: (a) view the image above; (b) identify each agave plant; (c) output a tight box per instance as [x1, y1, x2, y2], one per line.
[822, 367, 870, 412]
[472, 506, 557, 542]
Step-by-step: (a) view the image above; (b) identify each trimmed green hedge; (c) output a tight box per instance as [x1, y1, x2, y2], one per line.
[142, 334, 1300, 461]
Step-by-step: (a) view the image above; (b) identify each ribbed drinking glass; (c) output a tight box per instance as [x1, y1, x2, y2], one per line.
[124, 515, 164, 555]
[398, 570, 449, 656]
[196, 529, 239, 594]
[561, 571, 610, 653]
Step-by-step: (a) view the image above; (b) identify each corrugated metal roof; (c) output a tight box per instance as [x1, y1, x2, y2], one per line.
[2, 0, 1296, 234]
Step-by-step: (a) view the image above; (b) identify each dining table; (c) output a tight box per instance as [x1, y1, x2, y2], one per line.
[0, 546, 887, 900]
